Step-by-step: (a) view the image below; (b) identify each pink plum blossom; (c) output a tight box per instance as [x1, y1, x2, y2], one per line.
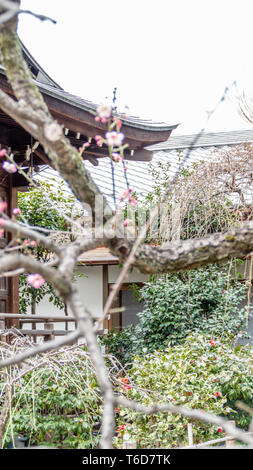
[30, 240, 37, 248]
[113, 117, 122, 129]
[2, 161, 17, 173]
[27, 273, 45, 289]
[0, 149, 7, 157]
[94, 135, 103, 147]
[79, 142, 90, 153]
[12, 208, 21, 216]
[112, 153, 122, 162]
[123, 219, 129, 227]
[105, 131, 124, 147]
[0, 218, 6, 226]
[0, 201, 7, 212]
[131, 197, 137, 206]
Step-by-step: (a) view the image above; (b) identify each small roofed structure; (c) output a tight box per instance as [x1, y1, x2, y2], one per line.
[78, 247, 119, 266]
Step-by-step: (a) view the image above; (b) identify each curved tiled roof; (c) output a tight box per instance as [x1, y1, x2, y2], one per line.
[35, 79, 178, 132]
[0, 39, 177, 135]
[39, 129, 253, 208]
[147, 129, 253, 150]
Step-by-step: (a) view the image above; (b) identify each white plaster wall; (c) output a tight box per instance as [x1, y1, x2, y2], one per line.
[21, 262, 253, 344]
[23, 266, 104, 334]
[108, 265, 149, 283]
[22, 264, 148, 336]
[75, 266, 103, 319]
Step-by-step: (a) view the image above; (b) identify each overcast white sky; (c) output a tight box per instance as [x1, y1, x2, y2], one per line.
[18, 0, 253, 135]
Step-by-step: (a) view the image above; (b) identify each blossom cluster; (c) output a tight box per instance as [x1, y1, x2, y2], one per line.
[23, 239, 37, 248]
[0, 148, 17, 173]
[0, 201, 7, 213]
[120, 188, 137, 206]
[2, 161, 17, 173]
[121, 377, 131, 390]
[27, 273, 45, 289]
[0, 202, 7, 236]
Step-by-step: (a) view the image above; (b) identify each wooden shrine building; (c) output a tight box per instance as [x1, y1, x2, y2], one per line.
[0, 40, 178, 325]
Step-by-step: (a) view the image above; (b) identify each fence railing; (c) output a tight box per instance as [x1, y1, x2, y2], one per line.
[0, 313, 104, 343]
[122, 421, 253, 449]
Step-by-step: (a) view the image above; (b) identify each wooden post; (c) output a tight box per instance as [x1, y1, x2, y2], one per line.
[226, 420, 236, 448]
[102, 265, 109, 332]
[44, 322, 54, 342]
[122, 440, 136, 449]
[31, 300, 37, 343]
[9, 186, 19, 328]
[187, 423, 194, 446]
[0, 319, 6, 342]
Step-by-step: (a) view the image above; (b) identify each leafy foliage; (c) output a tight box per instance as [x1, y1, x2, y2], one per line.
[18, 180, 76, 232]
[102, 262, 249, 362]
[100, 325, 137, 365]
[115, 334, 253, 448]
[1, 337, 253, 449]
[17, 181, 82, 314]
[2, 348, 103, 449]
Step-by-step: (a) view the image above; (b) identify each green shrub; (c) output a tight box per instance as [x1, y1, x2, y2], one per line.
[2, 336, 252, 449]
[100, 325, 138, 365]
[115, 333, 253, 448]
[2, 349, 102, 449]
[136, 263, 249, 351]
[18, 181, 83, 314]
[102, 262, 249, 362]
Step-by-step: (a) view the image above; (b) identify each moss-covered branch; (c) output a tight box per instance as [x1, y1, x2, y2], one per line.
[107, 222, 253, 273]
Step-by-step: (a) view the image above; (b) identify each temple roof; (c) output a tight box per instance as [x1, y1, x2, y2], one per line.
[0, 39, 179, 172]
[39, 129, 253, 208]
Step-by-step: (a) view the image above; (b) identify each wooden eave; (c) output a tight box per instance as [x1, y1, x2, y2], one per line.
[77, 246, 119, 266]
[0, 42, 178, 169]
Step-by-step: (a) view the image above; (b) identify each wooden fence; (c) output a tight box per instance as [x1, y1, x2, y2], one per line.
[122, 421, 253, 449]
[0, 313, 104, 343]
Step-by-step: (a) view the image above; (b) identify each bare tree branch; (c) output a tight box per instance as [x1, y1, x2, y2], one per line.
[0, 254, 71, 296]
[0, 329, 80, 368]
[0, 0, 56, 24]
[115, 396, 253, 447]
[109, 221, 253, 274]
[2, 218, 62, 255]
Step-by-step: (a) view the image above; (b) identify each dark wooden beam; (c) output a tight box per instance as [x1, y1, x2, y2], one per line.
[0, 74, 175, 151]
[102, 264, 109, 332]
[12, 171, 30, 187]
[9, 186, 19, 320]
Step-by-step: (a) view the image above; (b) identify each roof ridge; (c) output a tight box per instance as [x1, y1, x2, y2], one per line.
[19, 38, 63, 90]
[147, 129, 253, 150]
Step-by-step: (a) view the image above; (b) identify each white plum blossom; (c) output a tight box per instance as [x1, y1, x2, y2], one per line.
[105, 131, 124, 147]
[2, 161, 17, 173]
[96, 103, 112, 119]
